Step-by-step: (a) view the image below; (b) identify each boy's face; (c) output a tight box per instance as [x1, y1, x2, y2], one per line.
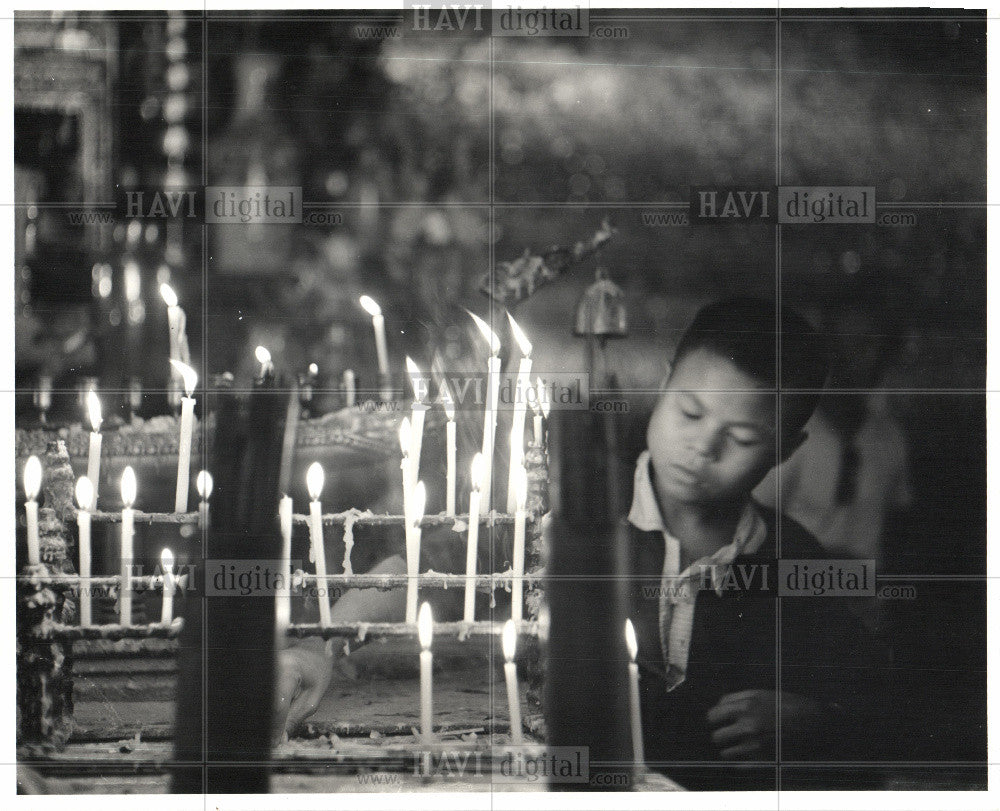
[647, 347, 783, 506]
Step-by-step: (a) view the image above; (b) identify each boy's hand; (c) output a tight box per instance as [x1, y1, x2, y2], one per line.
[706, 690, 823, 760]
[273, 640, 335, 744]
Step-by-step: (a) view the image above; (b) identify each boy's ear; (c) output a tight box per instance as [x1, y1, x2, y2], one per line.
[779, 430, 808, 463]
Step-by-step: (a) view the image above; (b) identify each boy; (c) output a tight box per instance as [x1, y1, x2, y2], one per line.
[627, 296, 884, 790]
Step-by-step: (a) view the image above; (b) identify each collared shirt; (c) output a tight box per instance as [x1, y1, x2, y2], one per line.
[627, 451, 768, 689]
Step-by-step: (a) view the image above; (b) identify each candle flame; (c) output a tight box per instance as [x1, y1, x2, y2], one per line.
[87, 389, 102, 432]
[308, 362, 319, 375]
[514, 465, 528, 511]
[169, 359, 197, 397]
[161, 547, 174, 572]
[306, 462, 325, 501]
[75, 476, 94, 511]
[417, 601, 433, 648]
[196, 470, 213, 500]
[255, 345, 271, 366]
[121, 466, 137, 508]
[470, 452, 486, 492]
[467, 311, 501, 356]
[24, 455, 42, 500]
[439, 380, 455, 421]
[399, 417, 411, 456]
[412, 480, 426, 525]
[537, 379, 550, 418]
[405, 356, 426, 402]
[538, 603, 551, 643]
[502, 618, 517, 661]
[159, 282, 178, 308]
[625, 618, 638, 661]
[506, 312, 533, 357]
[359, 295, 382, 317]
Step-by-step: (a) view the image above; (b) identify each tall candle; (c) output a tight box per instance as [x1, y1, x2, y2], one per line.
[196, 470, 213, 531]
[342, 368, 356, 408]
[506, 314, 532, 512]
[502, 620, 524, 745]
[625, 619, 645, 767]
[85, 389, 102, 509]
[511, 465, 528, 623]
[306, 463, 332, 626]
[406, 357, 427, 491]
[441, 382, 456, 515]
[120, 466, 137, 625]
[171, 360, 197, 513]
[75, 477, 93, 627]
[463, 453, 485, 623]
[359, 295, 390, 400]
[399, 417, 412, 523]
[277, 494, 293, 630]
[405, 481, 426, 624]
[23, 455, 41, 566]
[469, 311, 501, 516]
[161, 548, 175, 624]
[418, 602, 434, 744]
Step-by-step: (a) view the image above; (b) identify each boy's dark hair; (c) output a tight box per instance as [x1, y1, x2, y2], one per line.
[672, 296, 828, 434]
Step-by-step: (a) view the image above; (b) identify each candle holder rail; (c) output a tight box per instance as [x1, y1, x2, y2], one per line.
[296, 571, 541, 594]
[288, 510, 537, 528]
[286, 619, 542, 642]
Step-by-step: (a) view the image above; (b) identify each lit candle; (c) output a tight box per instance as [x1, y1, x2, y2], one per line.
[196, 470, 212, 530]
[85, 389, 102, 509]
[625, 619, 645, 767]
[342, 368, 356, 408]
[440, 381, 456, 516]
[254, 345, 273, 382]
[161, 548, 175, 624]
[277, 494, 293, 630]
[160, 283, 189, 409]
[170, 360, 197, 513]
[405, 357, 428, 491]
[463, 453, 485, 623]
[418, 601, 434, 744]
[506, 314, 532, 513]
[23, 455, 41, 566]
[399, 417, 412, 522]
[511, 465, 528, 623]
[359, 295, 390, 400]
[469, 311, 501, 516]
[75, 477, 93, 627]
[405, 481, 426, 624]
[306, 462, 332, 626]
[502, 619, 524, 745]
[120, 466, 137, 625]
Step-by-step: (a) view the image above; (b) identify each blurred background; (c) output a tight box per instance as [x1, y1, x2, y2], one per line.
[14, 8, 986, 777]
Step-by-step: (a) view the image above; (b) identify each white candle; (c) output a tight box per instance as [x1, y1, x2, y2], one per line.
[506, 314, 532, 512]
[196, 470, 212, 530]
[75, 477, 93, 627]
[441, 382, 456, 516]
[161, 548, 175, 624]
[405, 482, 426, 624]
[171, 360, 197, 513]
[418, 602, 434, 744]
[502, 620, 524, 745]
[399, 417, 412, 522]
[406, 357, 427, 491]
[85, 389, 102, 509]
[359, 295, 390, 399]
[625, 619, 645, 767]
[120, 467, 137, 625]
[469, 311, 501, 516]
[342, 368, 356, 408]
[277, 494, 293, 630]
[463, 453, 485, 624]
[23, 455, 42, 566]
[306, 463, 332, 626]
[511, 465, 528, 623]
[254, 345, 273, 381]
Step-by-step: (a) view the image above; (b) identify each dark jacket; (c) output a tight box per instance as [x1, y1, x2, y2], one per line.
[626, 503, 886, 789]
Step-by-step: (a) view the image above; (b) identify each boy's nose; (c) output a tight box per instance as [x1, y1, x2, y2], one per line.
[689, 431, 722, 461]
